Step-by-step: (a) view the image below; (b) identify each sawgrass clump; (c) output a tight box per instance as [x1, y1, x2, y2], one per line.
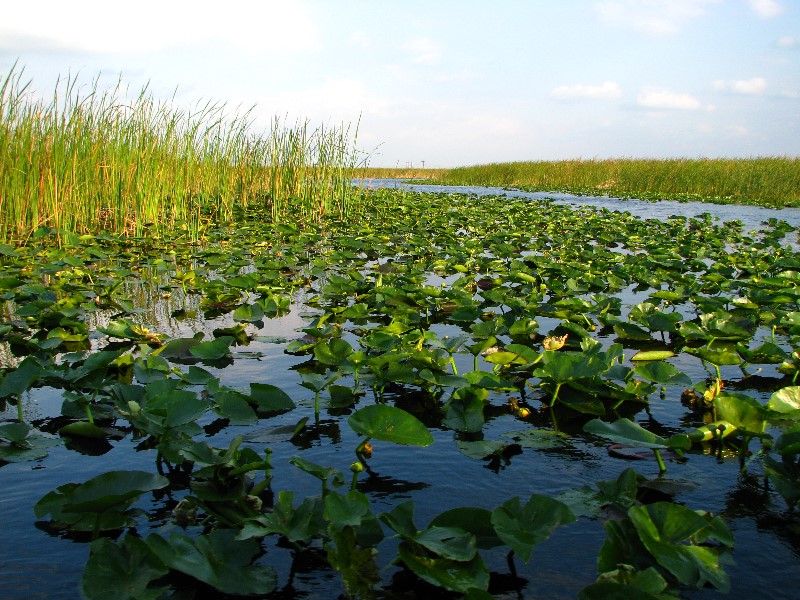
[0, 63, 362, 243]
[432, 157, 800, 207]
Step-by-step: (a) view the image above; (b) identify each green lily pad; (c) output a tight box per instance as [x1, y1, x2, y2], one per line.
[397, 541, 489, 593]
[490, 494, 575, 562]
[630, 350, 676, 361]
[146, 530, 277, 595]
[584, 418, 691, 450]
[82, 536, 169, 600]
[767, 386, 800, 415]
[348, 405, 434, 446]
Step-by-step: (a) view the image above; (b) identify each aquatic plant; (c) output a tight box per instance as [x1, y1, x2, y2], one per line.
[432, 157, 800, 207]
[0, 63, 362, 243]
[5, 188, 800, 596]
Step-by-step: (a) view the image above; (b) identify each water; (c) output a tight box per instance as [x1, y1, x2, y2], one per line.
[3, 186, 800, 598]
[361, 178, 800, 233]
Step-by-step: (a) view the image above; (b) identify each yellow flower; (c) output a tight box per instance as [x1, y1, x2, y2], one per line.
[543, 334, 568, 351]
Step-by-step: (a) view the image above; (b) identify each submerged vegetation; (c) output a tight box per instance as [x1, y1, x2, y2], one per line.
[3, 185, 800, 597]
[378, 158, 800, 208]
[0, 63, 362, 243]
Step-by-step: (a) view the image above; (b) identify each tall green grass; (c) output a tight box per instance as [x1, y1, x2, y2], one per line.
[0, 63, 363, 244]
[433, 158, 800, 207]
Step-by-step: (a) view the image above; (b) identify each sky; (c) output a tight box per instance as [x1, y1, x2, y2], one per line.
[1, 0, 798, 168]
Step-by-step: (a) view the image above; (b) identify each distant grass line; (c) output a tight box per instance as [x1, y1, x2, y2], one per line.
[0, 64, 362, 244]
[428, 158, 800, 208]
[355, 167, 447, 181]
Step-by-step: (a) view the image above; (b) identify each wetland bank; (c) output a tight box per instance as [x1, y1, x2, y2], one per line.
[3, 67, 800, 599]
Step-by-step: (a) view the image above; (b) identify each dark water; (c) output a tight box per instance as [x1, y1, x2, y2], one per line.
[3, 186, 800, 599]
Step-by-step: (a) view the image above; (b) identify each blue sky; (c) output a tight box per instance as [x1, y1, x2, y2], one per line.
[1, 0, 798, 167]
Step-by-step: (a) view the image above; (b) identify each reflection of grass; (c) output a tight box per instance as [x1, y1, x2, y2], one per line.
[430, 158, 800, 208]
[0, 63, 362, 243]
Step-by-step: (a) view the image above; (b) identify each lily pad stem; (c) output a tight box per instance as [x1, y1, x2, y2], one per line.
[653, 448, 667, 473]
[549, 383, 562, 407]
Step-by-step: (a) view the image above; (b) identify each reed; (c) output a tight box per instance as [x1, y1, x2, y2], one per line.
[0, 63, 362, 244]
[354, 167, 447, 181]
[432, 157, 800, 207]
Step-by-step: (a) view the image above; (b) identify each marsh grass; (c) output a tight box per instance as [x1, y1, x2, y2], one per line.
[0, 63, 362, 243]
[432, 158, 800, 207]
[354, 166, 447, 181]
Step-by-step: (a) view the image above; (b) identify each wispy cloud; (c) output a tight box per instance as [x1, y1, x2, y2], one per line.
[551, 81, 622, 99]
[404, 37, 442, 65]
[712, 77, 768, 95]
[594, 0, 720, 35]
[637, 88, 702, 110]
[777, 36, 800, 48]
[748, 0, 784, 19]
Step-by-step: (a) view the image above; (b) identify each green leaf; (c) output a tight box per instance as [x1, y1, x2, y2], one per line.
[397, 541, 489, 593]
[490, 494, 575, 562]
[82, 536, 169, 600]
[290, 455, 343, 483]
[232, 302, 265, 322]
[767, 386, 800, 415]
[348, 405, 434, 446]
[736, 341, 787, 365]
[456, 439, 509, 460]
[249, 382, 295, 412]
[630, 350, 676, 361]
[443, 394, 486, 433]
[775, 424, 800, 455]
[189, 336, 234, 360]
[325, 526, 381, 598]
[314, 338, 354, 365]
[631, 361, 691, 386]
[584, 418, 691, 451]
[683, 343, 742, 366]
[62, 470, 170, 513]
[415, 526, 477, 561]
[613, 322, 653, 341]
[379, 500, 419, 539]
[146, 530, 277, 595]
[239, 490, 324, 543]
[324, 490, 373, 529]
[35, 470, 169, 531]
[153, 334, 204, 359]
[59, 421, 109, 439]
[0, 356, 43, 398]
[0, 424, 59, 462]
[628, 503, 732, 592]
[713, 393, 766, 434]
[430, 507, 504, 549]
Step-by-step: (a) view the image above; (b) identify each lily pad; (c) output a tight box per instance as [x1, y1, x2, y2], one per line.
[348, 405, 434, 446]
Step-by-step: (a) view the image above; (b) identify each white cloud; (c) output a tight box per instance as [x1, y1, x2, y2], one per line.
[777, 36, 800, 48]
[404, 38, 442, 65]
[637, 88, 702, 109]
[712, 77, 768, 94]
[552, 81, 622, 99]
[748, 0, 784, 18]
[0, 0, 319, 54]
[594, 0, 720, 35]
